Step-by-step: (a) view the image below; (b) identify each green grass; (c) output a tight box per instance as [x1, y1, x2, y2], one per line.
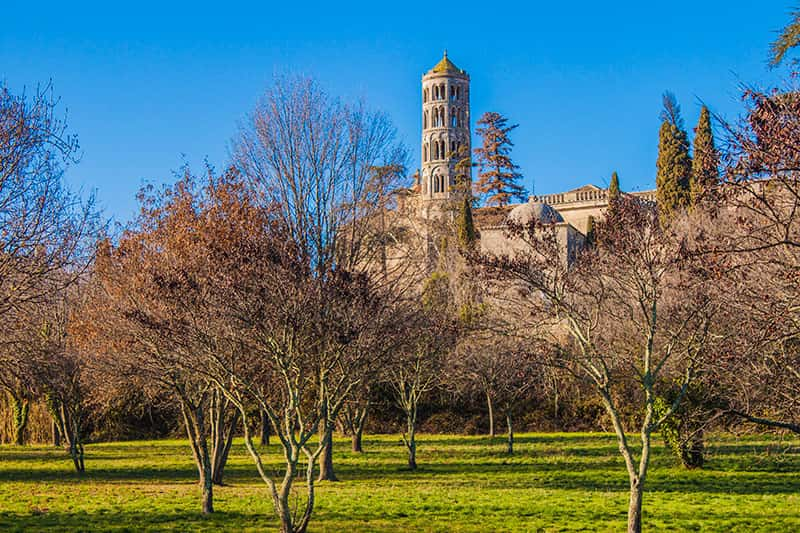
[0, 433, 799, 531]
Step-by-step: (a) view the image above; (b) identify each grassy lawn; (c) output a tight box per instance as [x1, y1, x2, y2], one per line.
[0, 433, 798, 531]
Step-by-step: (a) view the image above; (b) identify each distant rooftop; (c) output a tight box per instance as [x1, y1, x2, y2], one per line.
[428, 51, 465, 75]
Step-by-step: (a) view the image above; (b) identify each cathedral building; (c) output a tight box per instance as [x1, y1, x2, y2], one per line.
[397, 53, 656, 260]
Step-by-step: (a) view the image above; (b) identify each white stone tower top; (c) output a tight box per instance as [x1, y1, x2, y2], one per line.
[419, 52, 471, 216]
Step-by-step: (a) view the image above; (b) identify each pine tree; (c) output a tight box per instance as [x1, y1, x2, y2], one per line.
[656, 93, 692, 226]
[473, 112, 526, 207]
[608, 171, 620, 201]
[690, 106, 719, 206]
[770, 8, 800, 67]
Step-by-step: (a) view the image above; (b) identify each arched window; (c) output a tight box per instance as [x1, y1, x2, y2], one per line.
[451, 141, 457, 155]
[423, 144, 428, 162]
[423, 111, 428, 129]
[432, 174, 438, 193]
[450, 109, 457, 127]
[423, 88, 428, 103]
[433, 141, 439, 160]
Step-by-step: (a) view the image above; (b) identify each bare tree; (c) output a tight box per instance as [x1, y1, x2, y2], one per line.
[234, 76, 412, 484]
[77, 170, 245, 514]
[473, 196, 718, 533]
[0, 83, 97, 445]
[0, 83, 96, 316]
[693, 84, 800, 435]
[386, 271, 457, 470]
[451, 330, 542, 453]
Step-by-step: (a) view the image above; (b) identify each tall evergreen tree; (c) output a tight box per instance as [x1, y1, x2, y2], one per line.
[690, 106, 719, 206]
[473, 112, 526, 207]
[585, 215, 596, 247]
[608, 171, 621, 201]
[656, 92, 692, 226]
[456, 195, 476, 249]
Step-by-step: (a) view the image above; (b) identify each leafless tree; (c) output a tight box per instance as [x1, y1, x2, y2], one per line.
[233, 76, 414, 484]
[451, 328, 542, 454]
[385, 271, 458, 470]
[77, 170, 244, 514]
[692, 84, 800, 435]
[0, 83, 97, 444]
[473, 196, 718, 533]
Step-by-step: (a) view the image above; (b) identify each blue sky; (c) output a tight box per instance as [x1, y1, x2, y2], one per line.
[0, 1, 791, 223]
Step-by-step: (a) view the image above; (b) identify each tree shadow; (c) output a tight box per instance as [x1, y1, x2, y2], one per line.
[0, 509, 277, 532]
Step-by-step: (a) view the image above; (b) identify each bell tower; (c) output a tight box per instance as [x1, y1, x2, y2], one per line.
[420, 51, 471, 217]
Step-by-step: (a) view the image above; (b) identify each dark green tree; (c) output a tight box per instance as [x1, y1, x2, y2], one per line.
[656, 92, 692, 226]
[690, 106, 719, 206]
[608, 171, 620, 201]
[456, 195, 476, 249]
[473, 112, 526, 206]
[585, 215, 596, 247]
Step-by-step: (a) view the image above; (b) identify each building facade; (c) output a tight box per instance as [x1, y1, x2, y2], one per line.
[405, 53, 656, 257]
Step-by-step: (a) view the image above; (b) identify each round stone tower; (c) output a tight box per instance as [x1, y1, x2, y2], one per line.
[420, 51, 470, 216]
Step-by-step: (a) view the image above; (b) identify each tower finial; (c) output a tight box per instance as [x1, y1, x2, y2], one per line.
[443, 49, 448, 58]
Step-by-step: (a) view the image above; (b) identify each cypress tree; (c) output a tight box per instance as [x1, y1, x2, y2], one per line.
[456, 195, 476, 249]
[608, 171, 620, 200]
[473, 112, 526, 206]
[656, 93, 692, 226]
[690, 106, 719, 206]
[585, 215, 596, 247]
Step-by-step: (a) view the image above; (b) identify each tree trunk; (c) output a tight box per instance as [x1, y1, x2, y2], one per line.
[260, 410, 270, 446]
[317, 426, 338, 481]
[506, 412, 514, 455]
[180, 398, 214, 514]
[209, 391, 238, 486]
[211, 409, 238, 486]
[486, 391, 495, 439]
[405, 411, 417, 470]
[351, 428, 363, 453]
[60, 404, 85, 473]
[201, 471, 214, 515]
[10, 395, 29, 446]
[627, 479, 644, 533]
[52, 419, 61, 447]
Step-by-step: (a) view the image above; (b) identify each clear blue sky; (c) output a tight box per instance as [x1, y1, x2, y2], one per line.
[1, 1, 791, 223]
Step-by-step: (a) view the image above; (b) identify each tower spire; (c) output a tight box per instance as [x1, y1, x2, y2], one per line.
[419, 53, 471, 218]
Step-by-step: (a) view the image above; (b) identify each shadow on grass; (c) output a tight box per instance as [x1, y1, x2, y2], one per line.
[0, 509, 276, 532]
[3, 435, 800, 498]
